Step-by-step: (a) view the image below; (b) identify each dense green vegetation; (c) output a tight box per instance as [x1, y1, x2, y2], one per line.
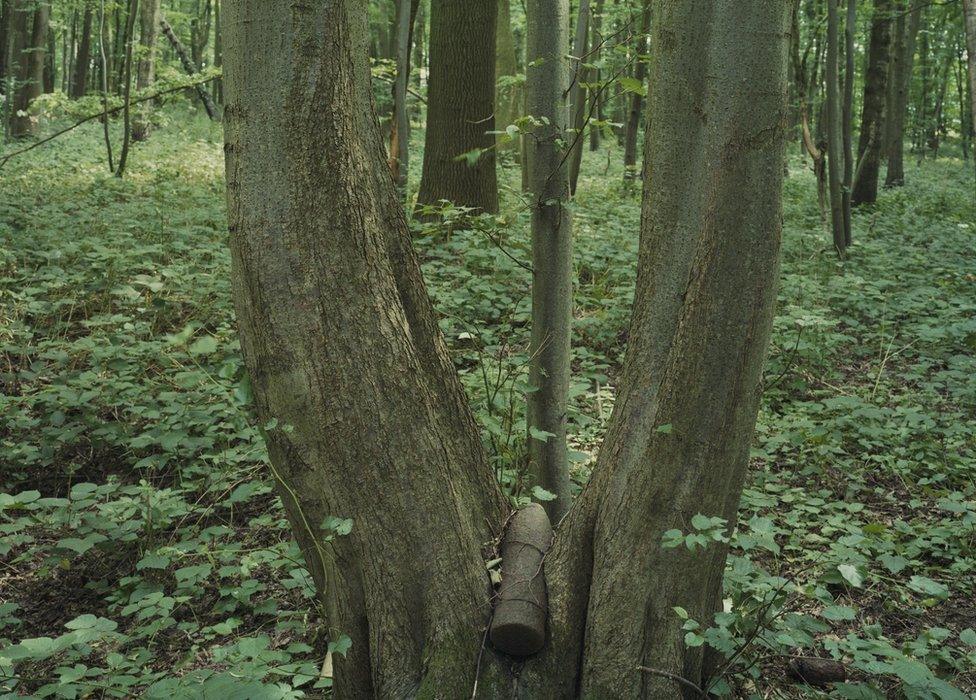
[1, 113, 974, 697]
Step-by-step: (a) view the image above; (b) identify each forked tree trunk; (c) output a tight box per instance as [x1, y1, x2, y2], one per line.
[852, 0, 893, 205]
[416, 0, 498, 215]
[526, 0, 573, 522]
[885, 0, 921, 187]
[160, 16, 218, 120]
[131, 0, 160, 141]
[223, 0, 790, 695]
[70, 6, 92, 98]
[826, 0, 846, 254]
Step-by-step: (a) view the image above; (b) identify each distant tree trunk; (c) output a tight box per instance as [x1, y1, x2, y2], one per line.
[388, 0, 417, 189]
[412, 0, 425, 82]
[223, 0, 791, 695]
[885, 0, 921, 187]
[623, 0, 651, 179]
[212, 0, 221, 103]
[42, 20, 54, 92]
[131, 0, 159, 140]
[927, 35, 952, 155]
[567, 0, 591, 195]
[98, 0, 114, 170]
[0, 0, 10, 89]
[190, 0, 211, 70]
[9, 0, 50, 138]
[589, 0, 605, 152]
[826, 0, 846, 254]
[160, 16, 218, 120]
[115, 0, 137, 177]
[526, 0, 573, 522]
[70, 6, 92, 97]
[416, 0, 497, 215]
[841, 0, 854, 246]
[64, 9, 76, 93]
[495, 0, 520, 153]
[963, 0, 976, 172]
[852, 0, 892, 205]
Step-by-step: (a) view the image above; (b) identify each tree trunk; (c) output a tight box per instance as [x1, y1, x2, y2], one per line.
[8, 0, 49, 137]
[70, 6, 92, 98]
[826, 0, 846, 254]
[223, 0, 791, 695]
[526, 0, 573, 523]
[623, 0, 651, 179]
[495, 0, 520, 152]
[567, 0, 591, 195]
[160, 16, 218, 120]
[115, 0, 137, 176]
[212, 0, 221, 103]
[841, 0, 855, 246]
[885, 0, 921, 187]
[131, 0, 160, 140]
[42, 18, 54, 92]
[963, 0, 976, 176]
[388, 0, 417, 189]
[852, 0, 892, 205]
[416, 0, 497, 215]
[0, 0, 10, 89]
[588, 0, 605, 152]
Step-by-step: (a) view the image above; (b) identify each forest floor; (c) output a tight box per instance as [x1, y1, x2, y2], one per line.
[1, 113, 975, 698]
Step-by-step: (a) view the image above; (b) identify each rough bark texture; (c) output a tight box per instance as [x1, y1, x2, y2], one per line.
[885, 0, 921, 187]
[222, 1, 509, 695]
[965, 0, 976, 177]
[826, 0, 846, 254]
[623, 1, 651, 178]
[224, 0, 790, 696]
[852, 0, 892, 205]
[131, 0, 160, 140]
[416, 0, 498, 214]
[8, 0, 49, 137]
[70, 6, 92, 98]
[526, 0, 574, 523]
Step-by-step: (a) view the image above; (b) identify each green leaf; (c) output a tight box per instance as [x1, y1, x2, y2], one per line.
[907, 575, 948, 600]
[618, 75, 647, 96]
[328, 634, 352, 657]
[959, 628, 976, 646]
[529, 426, 557, 442]
[837, 564, 863, 588]
[531, 486, 557, 502]
[188, 335, 218, 355]
[878, 553, 908, 574]
[822, 605, 856, 621]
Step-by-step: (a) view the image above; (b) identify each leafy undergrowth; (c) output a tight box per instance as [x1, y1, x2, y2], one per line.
[1, 115, 975, 698]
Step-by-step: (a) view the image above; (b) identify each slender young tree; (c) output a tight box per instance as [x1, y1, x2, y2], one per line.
[115, 0, 137, 176]
[526, 0, 573, 521]
[495, 0, 520, 152]
[567, 0, 590, 194]
[160, 16, 218, 119]
[388, 0, 417, 189]
[222, 0, 791, 694]
[826, 0, 847, 254]
[70, 4, 92, 97]
[622, 0, 651, 178]
[131, 0, 160, 140]
[852, 0, 893, 205]
[885, 1, 922, 187]
[416, 0, 498, 214]
[964, 0, 976, 179]
[588, 0, 605, 152]
[841, 0, 855, 246]
[0, 0, 10, 88]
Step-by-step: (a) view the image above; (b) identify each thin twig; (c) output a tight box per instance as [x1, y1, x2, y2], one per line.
[635, 666, 705, 696]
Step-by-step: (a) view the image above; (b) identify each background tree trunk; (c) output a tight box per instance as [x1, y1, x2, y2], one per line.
[588, 0, 605, 152]
[567, 0, 590, 195]
[9, 0, 49, 138]
[416, 0, 498, 214]
[826, 0, 847, 254]
[131, 0, 160, 140]
[841, 0, 855, 246]
[623, 0, 651, 179]
[526, 0, 573, 522]
[852, 0, 893, 206]
[495, 0, 520, 152]
[115, 0, 137, 176]
[160, 16, 218, 120]
[70, 6, 92, 98]
[885, 0, 921, 187]
[964, 0, 976, 181]
[388, 0, 417, 189]
[0, 0, 10, 89]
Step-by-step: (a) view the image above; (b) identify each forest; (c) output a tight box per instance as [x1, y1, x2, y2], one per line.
[1, 0, 975, 697]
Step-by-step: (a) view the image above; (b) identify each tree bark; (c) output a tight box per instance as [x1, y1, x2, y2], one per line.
[0, 0, 10, 89]
[826, 0, 846, 254]
[885, 0, 921, 187]
[526, 0, 574, 523]
[8, 0, 49, 138]
[223, 0, 790, 695]
[416, 0, 498, 215]
[964, 0, 976, 179]
[567, 0, 590, 195]
[70, 6, 92, 98]
[131, 0, 160, 140]
[160, 16, 218, 120]
[387, 0, 414, 189]
[588, 0, 605, 152]
[852, 0, 892, 205]
[841, 0, 855, 246]
[212, 0, 221, 103]
[623, 0, 651, 179]
[115, 0, 137, 176]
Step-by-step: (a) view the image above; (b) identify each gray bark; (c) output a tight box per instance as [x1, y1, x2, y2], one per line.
[8, 0, 48, 137]
[852, 0, 893, 205]
[964, 0, 976, 180]
[567, 0, 590, 194]
[526, 0, 574, 522]
[131, 0, 160, 140]
[826, 0, 846, 254]
[160, 16, 217, 120]
[70, 6, 92, 98]
[623, 1, 651, 178]
[885, 0, 921, 187]
[842, 0, 855, 246]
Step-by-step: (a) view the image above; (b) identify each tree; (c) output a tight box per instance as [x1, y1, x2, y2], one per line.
[388, 0, 418, 189]
[222, 0, 791, 694]
[525, 0, 573, 521]
[495, 0, 520, 152]
[8, 0, 49, 138]
[70, 4, 93, 98]
[622, 0, 651, 179]
[416, 0, 498, 215]
[131, 0, 160, 141]
[964, 0, 976, 179]
[588, 0, 605, 152]
[841, 0, 855, 246]
[160, 16, 218, 120]
[885, 0, 922, 187]
[852, 0, 893, 206]
[826, 0, 847, 254]
[567, 0, 590, 194]
[114, 0, 138, 176]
